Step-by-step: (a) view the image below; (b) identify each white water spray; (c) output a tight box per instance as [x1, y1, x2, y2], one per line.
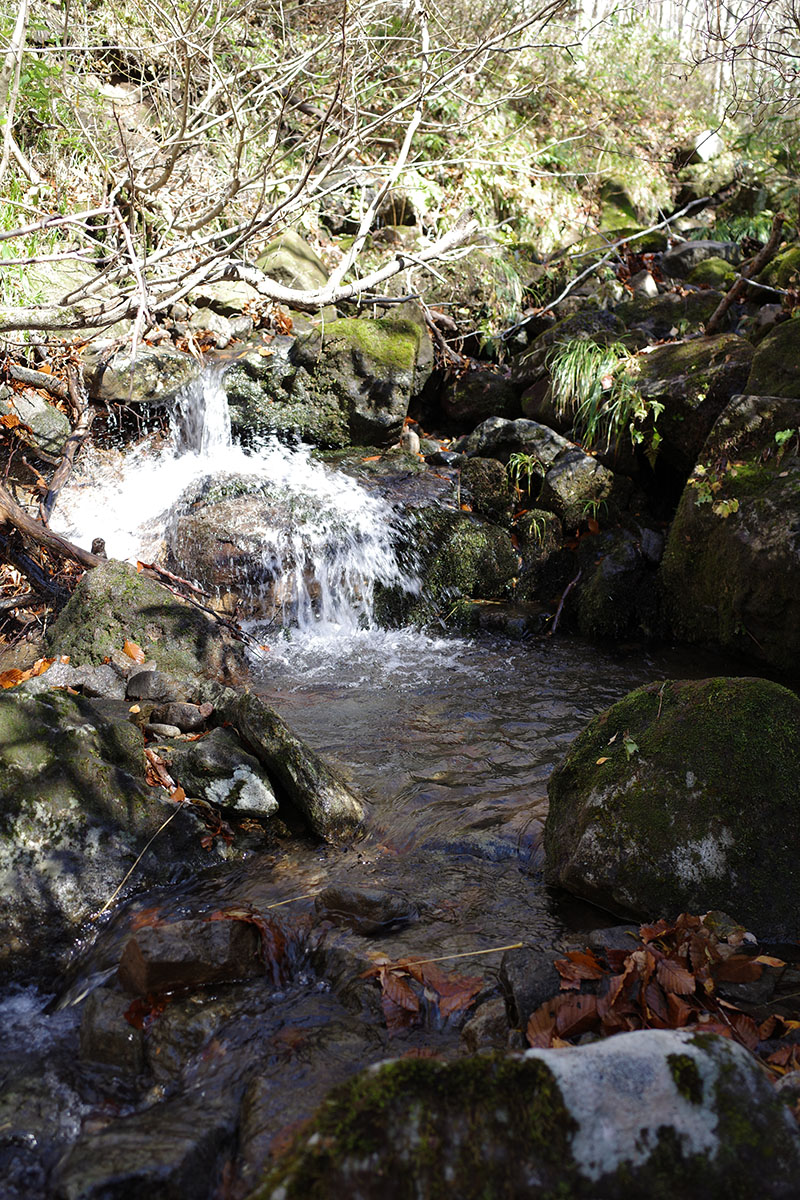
[54, 367, 419, 633]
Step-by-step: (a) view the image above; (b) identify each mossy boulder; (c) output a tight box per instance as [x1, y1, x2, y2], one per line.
[687, 256, 737, 289]
[511, 310, 625, 385]
[376, 508, 518, 627]
[635, 333, 754, 473]
[47, 560, 247, 681]
[253, 1031, 800, 1199]
[660, 394, 800, 671]
[545, 676, 800, 938]
[756, 244, 800, 293]
[441, 366, 521, 429]
[0, 689, 237, 981]
[614, 290, 724, 341]
[515, 509, 564, 601]
[745, 318, 800, 398]
[661, 240, 740, 279]
[460, 456, 512, 522]
[574, 528, 656, 639]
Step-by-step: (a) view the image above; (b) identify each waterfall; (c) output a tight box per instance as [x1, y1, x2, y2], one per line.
[54, 366, 419, 634]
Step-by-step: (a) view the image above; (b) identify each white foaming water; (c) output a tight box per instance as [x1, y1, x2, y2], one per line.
[54, 367, 420, 635]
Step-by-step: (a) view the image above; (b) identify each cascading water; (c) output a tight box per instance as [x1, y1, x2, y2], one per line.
[54, 366, 420, 637]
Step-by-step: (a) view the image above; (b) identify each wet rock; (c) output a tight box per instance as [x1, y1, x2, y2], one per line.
[117, 917, 265, 995]
[255, 1030, 800, 1199]
[83, 343, 199, 408]
[315, 884, 418, 935]
[47, 559, 247, 682]
[635, 333, 754, 474]
[459, 456, 512, 522]
[160, 726, 278, 817]
[460, 995, 509, 1051]
[151, 701, 213, 732]
[441, 368, 521, 428]
[126, 669, 187, 702]
[201, 685, 365, 842]
[79, 986, 145, 1074]
[539, 449, 628, 532]
[660, 393, 800, 670]
[661, 239, 740, 279]
[54, 1094, 236, 1200]
[544, 676, 800, 940]
[587, 924, 643, 953]
[574, 528, 656, 640]
[745, 317, 800, 397]
[499, 947, 561, 1029]
[515, 509, 564, 602]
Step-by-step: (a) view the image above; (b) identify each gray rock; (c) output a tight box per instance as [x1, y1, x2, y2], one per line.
[151, 701, 213, 731]
[189, 306, 232, 348]
[83, 343, 199, 407]
[256, 1030, 800, 1198]
[257, 229, 329, 292]
[545, 676, 800, 940]
[145, 722, 182, 738]
[457, 416, 571, 465]
[539, 448, 628, 532]
[629, 269, 658, 298]
[661, 239, 740, 278]
[161, 725, 279, 817]
[499, 947, 561, 1028]
[17, 661, 127, 699]
[460, 996, 510, 1051]
[1, 388, 71, 457]
[126, 669, 187, 702]
[441, 368, 521, 428]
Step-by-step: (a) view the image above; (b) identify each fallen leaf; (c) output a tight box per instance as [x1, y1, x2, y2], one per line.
[596, 756, 610, 764]
[657, 958, 696, 995]
[713, 955, 764, 983]
[554, 992, 598, 1038]
[526, 1002, 556, 1048]
[123, 639, 146, 663]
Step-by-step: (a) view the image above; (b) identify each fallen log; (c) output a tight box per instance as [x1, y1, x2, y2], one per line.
[0, 481, 101, 568]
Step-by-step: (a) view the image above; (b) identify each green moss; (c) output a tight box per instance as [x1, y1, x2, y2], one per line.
[686, 257, 737, 289]
[253, 1055, 580, 1200]
[757, 244, 800, 291]
[745, 318, 800, 398]
[323, 316, 419, 373]
[668, 1054, 704, 1105]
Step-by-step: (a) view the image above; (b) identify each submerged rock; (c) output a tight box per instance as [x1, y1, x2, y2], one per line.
[253, 1030, 800, 1199]
[660, 393, 800, 670]
[117, 917, 265, 994]
[544, 676, 800, 939]
[47, 559, 247, 682]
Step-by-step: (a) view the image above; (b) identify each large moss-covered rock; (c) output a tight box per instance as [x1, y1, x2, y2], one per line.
[614, 290, 723, 341]
[745, 318, 800, 398]
[661, 240, 740, 279]
[0, 387, 71, 458]
[687, 256, 737, 289]
[544, 676, 800, 938]
[660, 394, 800, 670]
[635, 333, 754, 473]
[756, 243, 800, 292]
[253, 1031, 800, 1199]
[225, 314, 433, 447]
[47, 560, 247, 681]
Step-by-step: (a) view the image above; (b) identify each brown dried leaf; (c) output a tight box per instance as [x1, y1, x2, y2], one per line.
[555, 949, 605, 986]
[380, 969, 421, 1013]
[713, 955, 764, 983]
[639, 918, 674, 943]
[555, 992, 599, 1038]
[526, 1000, 556, 1048]
[643, 980, 669, 1026]
[657, 958, 696, 995]
[666, 992, 695, 1027]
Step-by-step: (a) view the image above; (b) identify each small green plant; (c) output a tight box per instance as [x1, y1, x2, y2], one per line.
[774, 428, 797, 463]
[507, 451, 542, 501]
[687, 462, 740, 518]
[547, 338, 663, 465]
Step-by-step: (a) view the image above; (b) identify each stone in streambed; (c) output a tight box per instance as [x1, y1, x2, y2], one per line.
[314, 884, 418, 935]
[544, 676, 800, 940]
[150, 700, 214, 731]
[79, 986, 145, 1074]
[159, 725, 279, 818]
[253, 1030, 800, 1199]
[117, 917, 265, 995]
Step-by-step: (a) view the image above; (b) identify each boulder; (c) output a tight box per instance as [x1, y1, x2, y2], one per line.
[538, 448, 628, 532]
[613, 289, 723, 341]
[544, 676, 800, 939]
[46, 559, 248, 681]
[635, 333, 754, 473]
[256, 229, 329, 292]
[158, 726, 279, 818]
[686, 256, 737, 289]
[755, 243, 800, 293]
[745, 318, 800, 398]
[201, 685, 365, 842]
[0, 387, 71, 458]
[188, 279, 262, 316]
[456, 416, 571, 464]
[254, 1031, 800, 1199]
[574, 528, 656, 639]
[117, 917, 265, 994]
[83, 343, 199, 407]
[661, 239, 740, 279]
[660, 394, 800, 670]
[511, 310, 626, 386]
[459, 457, 513, 522]
[441, 367, 521, 428]
[0, 688, 233, 981]
[225, 313, 433, 447]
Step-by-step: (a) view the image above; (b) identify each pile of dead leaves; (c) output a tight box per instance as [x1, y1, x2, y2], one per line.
[362, 953, 483, 1034]
[527, 913, 800, 1075]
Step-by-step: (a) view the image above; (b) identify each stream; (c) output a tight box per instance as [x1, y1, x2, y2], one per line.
[0, 369, 744, 1198]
